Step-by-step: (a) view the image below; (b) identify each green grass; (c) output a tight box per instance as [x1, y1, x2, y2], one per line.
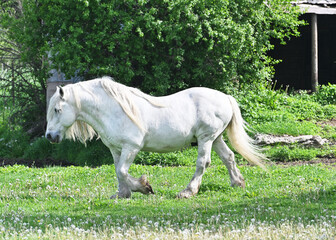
[1, 84, 336, 238]
[1, 164, 335, 239]
[266, 144, 336, 162]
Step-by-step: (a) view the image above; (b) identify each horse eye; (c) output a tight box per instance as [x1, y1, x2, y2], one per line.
[55, 108, 61, 113]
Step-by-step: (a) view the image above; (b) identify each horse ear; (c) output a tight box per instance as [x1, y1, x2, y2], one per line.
[58, 86, 64, 99]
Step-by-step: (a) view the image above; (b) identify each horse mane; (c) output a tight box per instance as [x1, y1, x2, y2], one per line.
[65, 119, 97, 145]
[99, 76, 163, 131]
[48, 77, 162, 144]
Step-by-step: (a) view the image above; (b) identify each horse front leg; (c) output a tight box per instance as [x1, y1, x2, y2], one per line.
[177, 140, 213, 198]
[109, 149, 129, 199]
[110, 146, 154, 199]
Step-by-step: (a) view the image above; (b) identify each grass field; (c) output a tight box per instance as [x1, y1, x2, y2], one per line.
[1, 162, 335, 239]
[1, 84, 336, 239]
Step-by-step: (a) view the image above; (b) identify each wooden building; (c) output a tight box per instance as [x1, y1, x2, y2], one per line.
[270, 1, 336, 91]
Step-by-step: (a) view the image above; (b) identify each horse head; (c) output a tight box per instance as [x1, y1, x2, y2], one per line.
[45, 86, 77, 143]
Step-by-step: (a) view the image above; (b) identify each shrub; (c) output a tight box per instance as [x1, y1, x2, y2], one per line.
[51, 139, 111, 167]
[236, 82, 336, 125]
[23, 137, 53, 160]
[0, 124, 30, 158]
[314, 84, 336, 105]
[1, 0, 304, 95]
[69, 140, 112, 166]
[135, 148, 197, 166]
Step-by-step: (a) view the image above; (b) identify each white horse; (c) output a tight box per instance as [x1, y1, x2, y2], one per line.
[46, 77, 266, 198]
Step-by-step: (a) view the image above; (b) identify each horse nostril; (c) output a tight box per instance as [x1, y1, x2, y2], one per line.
[46, 133, 52, 140]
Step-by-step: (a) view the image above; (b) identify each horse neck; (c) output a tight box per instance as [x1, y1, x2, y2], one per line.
[75, 86, 107, 128]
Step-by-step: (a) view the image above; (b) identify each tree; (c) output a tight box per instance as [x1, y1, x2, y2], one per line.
[0, 0, 304, 136]
[0, 0, 46, 136]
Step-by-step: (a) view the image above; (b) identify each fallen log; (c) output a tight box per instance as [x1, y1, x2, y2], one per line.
[255, 134, 328, 146]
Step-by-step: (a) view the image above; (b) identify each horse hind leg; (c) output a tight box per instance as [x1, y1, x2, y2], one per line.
[213, 137, 245, 188]
[177, 139, 212, 199]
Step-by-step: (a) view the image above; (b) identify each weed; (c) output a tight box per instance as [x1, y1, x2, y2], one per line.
[314, 83, 336, 105]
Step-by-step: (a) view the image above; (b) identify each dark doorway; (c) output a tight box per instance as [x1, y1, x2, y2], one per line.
[270, 14, 336, 90]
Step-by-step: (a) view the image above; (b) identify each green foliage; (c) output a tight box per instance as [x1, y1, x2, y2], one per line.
[23, 138, 113, 167]
[1, 83, 336, 165]
[235, 82, 336, 126]
[62, 140, 112, 166]
[321, 124, 336, 140]
[135, 149, 196, 166]
[23, 137, 52, 161]
[0, 124, 29, 158]
[254, 120, 322, 136]
[1, 0, 304, 95]
[267, 144, 334, 162]
[314, 83, 336, 105]
[0, 3, 47, 137]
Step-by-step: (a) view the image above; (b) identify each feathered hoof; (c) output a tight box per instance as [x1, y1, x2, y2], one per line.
[177, 189, 195, 199]
[110, 193, 131, 199]
[110, 194, 118, 199]
[110, 189, 132, 199]
[139, 175, 155, 195]
[231, 179, 246, 189]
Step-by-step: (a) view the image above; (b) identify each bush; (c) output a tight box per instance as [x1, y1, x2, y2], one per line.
[66, 140, 112, 166]
[314, 84, 336, 105]
[1, 0, 304, 95]
[235, 82, 336, 125]
[135, 148, 197, 166]
[49, 139, 111, 167]
[0, 0, 305, 139]
[23, 137, 53, 160]
[0, 124, 30, 158]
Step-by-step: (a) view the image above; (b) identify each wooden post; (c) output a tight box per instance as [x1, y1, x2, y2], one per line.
[311, 13, 318, 92]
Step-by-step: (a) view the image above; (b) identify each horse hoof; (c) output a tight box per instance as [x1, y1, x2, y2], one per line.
[177, 189, 194, 199]
[231, 180, 246, 189]
[110, 194, 118, 199]
[140, 175, 155, 195]
[146, 183, 155, 195]
[110, 192, 131, 199]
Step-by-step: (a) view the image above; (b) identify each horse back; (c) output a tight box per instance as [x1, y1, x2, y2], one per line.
[140, 87, 232, 152]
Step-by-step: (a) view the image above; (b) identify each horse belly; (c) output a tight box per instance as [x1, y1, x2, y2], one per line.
[142, 135, 196, 153]
[142, 125, 196, 153]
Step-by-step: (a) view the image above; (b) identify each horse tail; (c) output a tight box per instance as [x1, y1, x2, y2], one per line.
[226, 96, 267, 170]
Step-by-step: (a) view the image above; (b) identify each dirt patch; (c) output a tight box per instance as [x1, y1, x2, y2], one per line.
[272, 157, 336, 168]
[317, 118, 336, 127]
[0, 157, 75, 168]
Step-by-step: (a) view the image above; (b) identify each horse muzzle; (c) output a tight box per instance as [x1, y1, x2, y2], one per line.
[45, 131, 62, 143]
